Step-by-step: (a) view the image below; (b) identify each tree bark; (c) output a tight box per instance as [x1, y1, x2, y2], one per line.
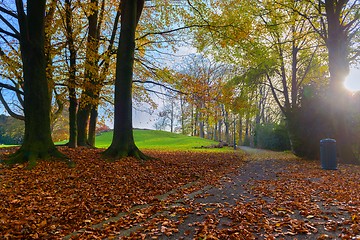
[213, 121, 218, 141]
[224, 108, 230, 144]
[218, 119, 222, 142]
[9, 0, 72, 168]
[325, 0, 357, 164]
[103, 0, 148, 160]
[238, 117, 243, 146]
[65, 0, 78, 148]
[180, 95, 185, 135]
[199, 120, 205, 138]
[88, 106, 98, 146]
[77, 0, 101, 147]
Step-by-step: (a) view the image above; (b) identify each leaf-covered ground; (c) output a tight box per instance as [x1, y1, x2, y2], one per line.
[0, 147, 244, 239]
[0, 147, 359, 239]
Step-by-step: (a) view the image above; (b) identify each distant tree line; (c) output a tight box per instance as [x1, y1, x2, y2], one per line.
[0, 114, 24, 145]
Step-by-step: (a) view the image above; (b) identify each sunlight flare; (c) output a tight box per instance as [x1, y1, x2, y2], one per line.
[344, 68, 360, 92]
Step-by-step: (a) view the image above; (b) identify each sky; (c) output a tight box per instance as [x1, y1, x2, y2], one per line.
[344, 67, 360, 92]
[130, 65, 360, 130]
[131, 45, 197, 130]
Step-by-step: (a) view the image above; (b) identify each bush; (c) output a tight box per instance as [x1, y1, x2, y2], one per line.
[255, 122, 291, 151]
[0, 115, 24, 144]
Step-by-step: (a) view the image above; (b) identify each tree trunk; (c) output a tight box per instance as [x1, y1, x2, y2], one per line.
[65, 0, 78, 148]
[180, 95, 185, 135]
[224, 110, 230, 144]
[213, 121, 218, 141]
[103, 0, 148, 160]
[243, 114, 250, 146]
[194, 109, 199, 136]
[190, 103, 194, 136]
[88, 106, 98, 146]
[77, 108, 90, 146]
[199, 120, 205, 138]
[238, 117, 243, 146]
[68, 92, 78, 148]
[170, 101, 174, 133]
[218, 119, 222, 142]
[77, 0, 100, 147]
[325, 0, 357, 164]
[9, 0, 71, 168]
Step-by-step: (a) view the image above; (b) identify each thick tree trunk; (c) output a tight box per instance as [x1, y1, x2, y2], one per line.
[103, 0, 148, 160]
[9, 0, 71, 168]
[325, 0, 358, 164]
[77, 108, 90, 146]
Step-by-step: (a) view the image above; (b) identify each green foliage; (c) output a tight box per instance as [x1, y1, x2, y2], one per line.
[242, 135, 251, 147]
[286, 84, 331, 159]
[0, 115, 24, 145]
[254, 122, 291, 151]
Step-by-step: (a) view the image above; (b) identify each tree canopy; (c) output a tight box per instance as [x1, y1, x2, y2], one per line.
[0, 0, 359, 164]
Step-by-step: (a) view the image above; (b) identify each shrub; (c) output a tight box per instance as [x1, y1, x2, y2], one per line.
[255, 122, 291, 151]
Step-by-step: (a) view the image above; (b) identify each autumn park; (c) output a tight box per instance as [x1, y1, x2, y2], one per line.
[0, 0, 359, 239]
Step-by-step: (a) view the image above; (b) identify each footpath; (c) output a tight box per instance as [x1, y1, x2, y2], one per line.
[66, 147, 360, 239]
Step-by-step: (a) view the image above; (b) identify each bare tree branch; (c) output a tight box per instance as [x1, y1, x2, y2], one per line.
[136, 24, 218, 41]
[133, 80, 185, 94]
[0, 82, 24, 95]
[0, 89, 24, 120]
[0, 14, 20, 37]
[0, 27, 19, 39]
[0, 6, 18, 18]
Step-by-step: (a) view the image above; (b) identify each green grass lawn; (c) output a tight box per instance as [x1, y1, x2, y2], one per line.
[0, 144, 17, 148]
[51, 129, 227, 151]
[96, 129, 223, 151]
[1, 129, 231, 151]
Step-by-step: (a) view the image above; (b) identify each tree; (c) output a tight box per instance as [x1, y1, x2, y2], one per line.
[184, 0, 335, 157]
[154, 98, 177, 132]
[0, 114, 24, 144]
[323, 0, 359, 164]
[103, 0, 149, 159]
[295, 0, 359, 163]
[76, 0, 104, 147]
[62, 0, 78, 148]
[0, 0, 71, 167]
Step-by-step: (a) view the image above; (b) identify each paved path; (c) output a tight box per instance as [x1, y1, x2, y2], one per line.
[238, 146, 271, 154]
[155, 158, 292, 239]
[132, 147, 353, 239]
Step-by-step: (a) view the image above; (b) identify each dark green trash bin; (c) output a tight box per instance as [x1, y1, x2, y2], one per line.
[320, 138, 337, 170]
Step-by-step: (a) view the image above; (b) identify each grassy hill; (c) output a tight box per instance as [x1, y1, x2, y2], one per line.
[2, 129, 226, 151]
[96, 129, 220, 150]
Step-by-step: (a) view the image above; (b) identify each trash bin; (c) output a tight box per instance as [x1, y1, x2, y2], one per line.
[320, 138, 337, 170]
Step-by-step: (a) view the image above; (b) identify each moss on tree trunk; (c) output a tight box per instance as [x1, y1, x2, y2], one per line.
[6, 0, 74, 168]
